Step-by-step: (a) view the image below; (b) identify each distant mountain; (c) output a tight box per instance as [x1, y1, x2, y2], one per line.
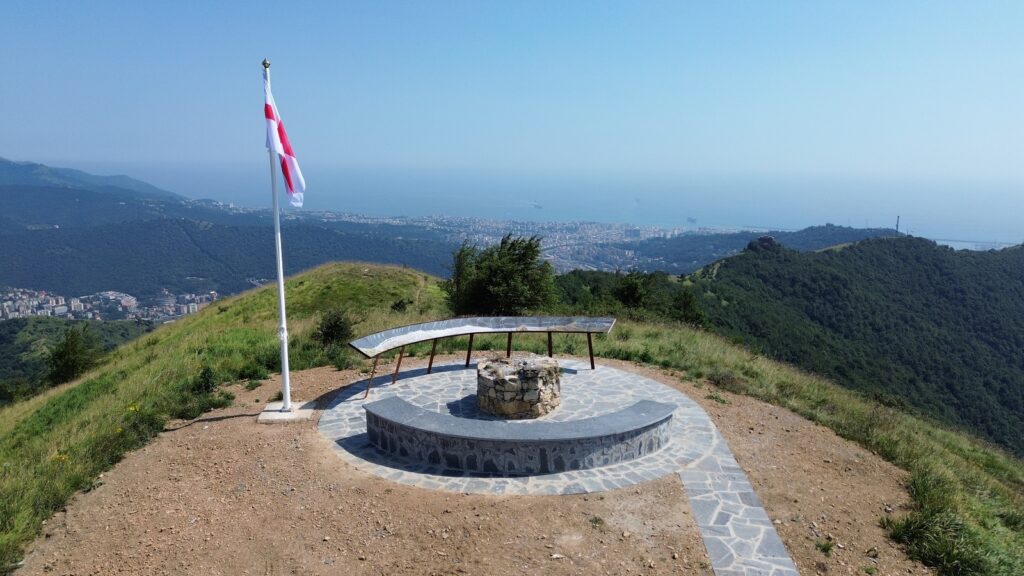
[0, 157, 180, 199]
[0, 158, 275, 231]
[688, 236, 1024, 457]
[621, 224, 898, 273]
[0, 185, 270, 231]
[0, 219, 455, 298]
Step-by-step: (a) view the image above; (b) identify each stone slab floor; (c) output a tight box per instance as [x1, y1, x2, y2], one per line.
[318, 359, 799, 576]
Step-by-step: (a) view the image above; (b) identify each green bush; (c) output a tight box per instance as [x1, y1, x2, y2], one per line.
[192, 366, 216, 394]
[442, 235, 555, 315]
[708, 367, 744, 392]
[314, 310, 354, 348]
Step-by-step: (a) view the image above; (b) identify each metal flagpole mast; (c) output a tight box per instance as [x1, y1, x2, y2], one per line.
[264, 58, 293, 411]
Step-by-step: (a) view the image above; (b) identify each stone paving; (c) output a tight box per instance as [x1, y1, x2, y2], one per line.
[317, 359, 799, 575]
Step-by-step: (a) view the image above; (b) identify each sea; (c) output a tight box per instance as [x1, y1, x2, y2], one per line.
[87, 161, 1024, 248]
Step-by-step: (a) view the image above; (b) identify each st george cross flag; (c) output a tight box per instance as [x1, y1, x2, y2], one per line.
[263, 68, 306, 207]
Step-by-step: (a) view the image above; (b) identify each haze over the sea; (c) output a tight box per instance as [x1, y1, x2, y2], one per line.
[3, 1, 1022, 243]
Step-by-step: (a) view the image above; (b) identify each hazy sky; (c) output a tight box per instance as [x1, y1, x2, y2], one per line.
[2, 1, 1022, 241]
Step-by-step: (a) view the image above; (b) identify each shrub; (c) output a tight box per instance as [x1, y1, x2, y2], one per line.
[327, 345, 356, 371]
[314, 310, 354, 348]
[705, 392, 729, 405]
[238, 364, 268, 381]
[815, 539, 835, 556]
[193, 366, 216, 394]
[708, 367, 744, 392]
[442, 235, 555, 315]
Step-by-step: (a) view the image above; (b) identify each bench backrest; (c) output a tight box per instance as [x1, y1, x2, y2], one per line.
[363, 395, 674, 442]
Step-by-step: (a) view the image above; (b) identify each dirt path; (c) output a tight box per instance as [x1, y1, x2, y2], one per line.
[18, 355, 932, 576]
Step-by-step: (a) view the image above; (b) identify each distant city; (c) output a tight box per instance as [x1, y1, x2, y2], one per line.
[0, 287, 218, 323]
[210, 198, 1019, 267]
[308, 210, 697, 271]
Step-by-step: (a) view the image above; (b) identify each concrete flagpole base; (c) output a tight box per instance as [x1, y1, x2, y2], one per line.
[257, 400, 316, 424]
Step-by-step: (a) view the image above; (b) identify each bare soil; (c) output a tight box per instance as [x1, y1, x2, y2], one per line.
[18, 354, 932, 576]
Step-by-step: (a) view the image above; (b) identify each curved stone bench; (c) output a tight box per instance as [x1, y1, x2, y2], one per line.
[349, 316, 616, 397]
[364, 396, 676, 475]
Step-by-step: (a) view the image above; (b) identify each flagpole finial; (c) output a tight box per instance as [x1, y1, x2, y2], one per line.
[262, 58, 271, 70]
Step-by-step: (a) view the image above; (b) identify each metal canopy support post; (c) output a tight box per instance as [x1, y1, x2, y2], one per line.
[427, 339, 438, 374]
[391, 345, 406, 385]
[506, 333, 513, 357]
[547, 332, 553, 357]
[363, 355, 380, 399]
[465, 333, 475, 367]
[587, 332, 595, 369]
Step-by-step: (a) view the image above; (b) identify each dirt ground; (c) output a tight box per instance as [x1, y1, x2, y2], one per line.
[18, 354, 933, 576]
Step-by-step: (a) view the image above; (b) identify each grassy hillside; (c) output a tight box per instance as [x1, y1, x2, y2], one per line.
[688, 236, 1024, 457]
[0, 263, 446, 571]
[0, 317, 152, 404]
[0, 263, 1021, 574]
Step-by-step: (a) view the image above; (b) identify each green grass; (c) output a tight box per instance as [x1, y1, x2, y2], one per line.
[704, 392, 729, 405]
[0, 263, 1021, 575]
[0, 263, 445, 571]
[575, 319, 1024, 576]
[351, 317, 1024, 575]
[815, 539, 835, 556]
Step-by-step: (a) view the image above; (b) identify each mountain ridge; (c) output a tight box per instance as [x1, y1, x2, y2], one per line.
[689, 235, 1024, 456]
[622, 223, 902, 273]
[0, 157, 181, 199]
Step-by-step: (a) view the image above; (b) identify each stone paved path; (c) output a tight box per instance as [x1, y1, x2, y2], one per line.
[318, 360, 799, 575]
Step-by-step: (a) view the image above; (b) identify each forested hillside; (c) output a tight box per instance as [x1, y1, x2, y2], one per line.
[0, 185, 260, 231]
[689, 236, 1024, 456]
[1, 159, 456, 297]
[0, 219, 454, 297]
[624, 224, 897, 273]
[0, 317, 151, 403]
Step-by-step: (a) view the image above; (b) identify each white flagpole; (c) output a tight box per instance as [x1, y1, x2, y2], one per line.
[264, 59, 293, 411]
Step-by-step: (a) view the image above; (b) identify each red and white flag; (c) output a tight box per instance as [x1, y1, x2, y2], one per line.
[263, 68, 306, 207]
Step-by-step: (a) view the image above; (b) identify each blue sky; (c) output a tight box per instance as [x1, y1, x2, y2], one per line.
[2, 1, 1022, 240]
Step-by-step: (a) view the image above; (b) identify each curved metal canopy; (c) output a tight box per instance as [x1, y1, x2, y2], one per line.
[349, 316, 615, 358]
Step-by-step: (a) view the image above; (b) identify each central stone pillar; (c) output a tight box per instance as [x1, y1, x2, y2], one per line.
[476, 355, 561, 419]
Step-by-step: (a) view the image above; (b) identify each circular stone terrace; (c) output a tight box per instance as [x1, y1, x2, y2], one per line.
[319, 359, 693, 495]
[317, 358, 799, 575]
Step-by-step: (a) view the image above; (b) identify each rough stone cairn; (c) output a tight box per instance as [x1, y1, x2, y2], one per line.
[477, 355, 561, 419]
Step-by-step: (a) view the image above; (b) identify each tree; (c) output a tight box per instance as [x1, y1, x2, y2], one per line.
[443, 235, 555, 315]
[444, 242, 481, 315]
[47, 325, 101, 385]
[671, 286, 706, 326]
[614, 270, 650, 308]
